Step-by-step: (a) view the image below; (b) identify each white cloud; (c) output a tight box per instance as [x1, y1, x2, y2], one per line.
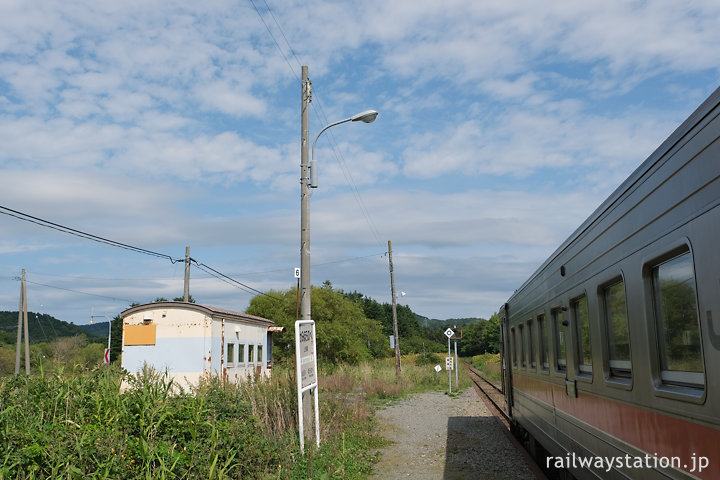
[1, 0, 719, 322]
[195, 82, 267, 118]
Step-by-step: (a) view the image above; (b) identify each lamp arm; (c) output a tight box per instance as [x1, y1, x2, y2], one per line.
[311, 117, 352, 163]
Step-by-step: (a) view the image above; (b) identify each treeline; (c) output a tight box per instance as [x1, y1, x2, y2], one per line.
[0, 311, 112, 375]
[1, 286, 501, 374]
[246, 281, 500, 366]
[0, 311, 104, 345]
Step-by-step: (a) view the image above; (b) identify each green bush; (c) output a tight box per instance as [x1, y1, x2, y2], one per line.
[414, 351, 442, 366]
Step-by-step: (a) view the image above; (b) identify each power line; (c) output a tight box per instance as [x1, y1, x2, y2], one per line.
[1, 204, 277, 301]
[0, 205, 182, 264]
[247, 0, 299, 81]
[191, 260, 283, 302]
[247, 1, 386, 248]
[22, 278, 136, 304]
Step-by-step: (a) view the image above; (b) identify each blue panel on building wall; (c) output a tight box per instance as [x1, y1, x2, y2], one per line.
[124, 336, 206, 373]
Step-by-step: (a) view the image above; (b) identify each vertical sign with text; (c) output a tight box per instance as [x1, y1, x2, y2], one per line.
[297, 321, 317, 389]
[295, 319, 319, 453]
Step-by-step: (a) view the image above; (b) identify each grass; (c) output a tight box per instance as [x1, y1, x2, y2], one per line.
[470, 353, 502, 385]
[0, 355, 475, 479]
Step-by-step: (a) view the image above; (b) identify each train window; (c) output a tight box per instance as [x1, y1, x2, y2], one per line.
[651, 251, 704, 387]
[527, 320, 536, 369]
[519, 325, 526, 368]
[604, 281, 631, 377]
[511, 327, 518, 368]
[538, 315, 549, 370]
[552, 309, 566, 371]
[572, 296, 592, 374]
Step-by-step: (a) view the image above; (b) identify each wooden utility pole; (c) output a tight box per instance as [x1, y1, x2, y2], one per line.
[183, 246, 190, 302]
[389, 241, 401, 381]
[14, 269, 30, 375]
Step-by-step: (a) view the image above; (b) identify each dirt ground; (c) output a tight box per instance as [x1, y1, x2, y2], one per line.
[371, 388, 540, 479]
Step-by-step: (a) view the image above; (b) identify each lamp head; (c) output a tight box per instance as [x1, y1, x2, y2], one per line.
[350, 110, 379, 123]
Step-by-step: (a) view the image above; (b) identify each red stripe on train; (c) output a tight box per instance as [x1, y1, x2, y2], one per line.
[513, 375, 719, 479]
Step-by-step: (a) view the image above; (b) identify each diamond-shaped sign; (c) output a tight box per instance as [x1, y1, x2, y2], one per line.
[444, 328, 454, 339]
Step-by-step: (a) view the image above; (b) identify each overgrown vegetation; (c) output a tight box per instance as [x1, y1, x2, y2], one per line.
[0, 356, 470, 479]
[471, 352, 502, 384]
[0, 364, 387, 479]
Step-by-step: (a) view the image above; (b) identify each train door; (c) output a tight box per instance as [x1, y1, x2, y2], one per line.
[500, 304, 513, 416]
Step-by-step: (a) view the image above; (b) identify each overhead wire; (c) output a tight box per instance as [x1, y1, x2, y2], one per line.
[0, 205, 182, 264]
[248, 0, 299, 81]
[248, 0, 386, 249]
[23, 278, 136, 304]
[1, 204, 278, 301]
[191, 260, 283, 302]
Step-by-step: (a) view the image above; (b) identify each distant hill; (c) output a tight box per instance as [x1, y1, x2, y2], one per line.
[80, 322, 112, 339]
[0, 311, 104, 344]
[415, 315, 486, 329]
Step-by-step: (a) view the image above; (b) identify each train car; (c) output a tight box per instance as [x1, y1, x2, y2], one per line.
[500, 86, 720, 480]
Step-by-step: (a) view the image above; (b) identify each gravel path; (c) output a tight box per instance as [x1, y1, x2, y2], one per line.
[371, 388, 539, 479]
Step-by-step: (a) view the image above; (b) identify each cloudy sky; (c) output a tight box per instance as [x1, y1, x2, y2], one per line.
[1, 0, 719, 327]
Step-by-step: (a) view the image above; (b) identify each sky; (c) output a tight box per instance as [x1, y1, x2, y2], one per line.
[1, 0, 719, 327]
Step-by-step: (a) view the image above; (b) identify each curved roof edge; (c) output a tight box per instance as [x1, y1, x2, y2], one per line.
[121, 302, 274, 326]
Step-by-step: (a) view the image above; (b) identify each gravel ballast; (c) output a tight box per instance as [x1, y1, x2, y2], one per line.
[371, 388, 540, 479]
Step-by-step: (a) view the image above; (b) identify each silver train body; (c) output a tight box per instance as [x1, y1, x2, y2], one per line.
[500, 86, 720, 480]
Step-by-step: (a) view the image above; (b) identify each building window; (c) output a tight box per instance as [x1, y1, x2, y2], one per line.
[553, 309, 566, 371]
[527, 320, 536, 369]
[651, 251, 703, 387]
[573, 296, 592, 374]
[257, 345, 263, 364]
[604, 281, 631, 377]
[248, 344, 255, 363]
[238, 344, 246, 364]
[538, 315, 549, 370]
[519, 325, 526, 368]
[227, 343, 235, 364]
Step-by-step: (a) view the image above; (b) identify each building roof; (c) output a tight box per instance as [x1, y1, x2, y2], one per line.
[121, 301, 274, 327]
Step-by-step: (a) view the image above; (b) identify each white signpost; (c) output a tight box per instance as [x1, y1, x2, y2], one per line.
[295, 320, 319, 453]
[444, 328, 454, 393]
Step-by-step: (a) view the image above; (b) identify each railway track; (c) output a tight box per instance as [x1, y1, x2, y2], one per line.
[465, 363, 551, 479]
[465, 363, 509, 427]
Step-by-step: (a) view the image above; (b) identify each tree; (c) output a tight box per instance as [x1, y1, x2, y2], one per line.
[110, 314, 123, 364]
[459, 315, 501, 356]
[246, 285, 387, 366]
[173, 295, 196, 303]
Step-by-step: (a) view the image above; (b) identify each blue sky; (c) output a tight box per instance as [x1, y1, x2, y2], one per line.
[1, 0, 719, 325]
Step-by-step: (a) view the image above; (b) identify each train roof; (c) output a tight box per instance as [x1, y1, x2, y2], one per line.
[505, 85, 720, 308]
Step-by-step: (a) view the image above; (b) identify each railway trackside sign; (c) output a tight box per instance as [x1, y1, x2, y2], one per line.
[296, 321, 317, 389]
[444, 328, 454, 339]
[295, 319, 320, 454]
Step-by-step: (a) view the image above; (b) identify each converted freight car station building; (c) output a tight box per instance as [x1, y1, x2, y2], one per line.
[121, 302, 280, 389]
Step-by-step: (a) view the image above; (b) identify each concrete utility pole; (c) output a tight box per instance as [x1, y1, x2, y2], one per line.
[389, 241, 401, 381]
[183, 246, 190, 302]
[14, 269, 30, 375]
[300, 65, 311, 322]
[299, 65, 314, 446]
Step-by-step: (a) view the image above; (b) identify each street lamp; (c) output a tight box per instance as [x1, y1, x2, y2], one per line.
[297, 66, 377, 453]
[300, 76, 378, 322]
[311, 110, 379, 169]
